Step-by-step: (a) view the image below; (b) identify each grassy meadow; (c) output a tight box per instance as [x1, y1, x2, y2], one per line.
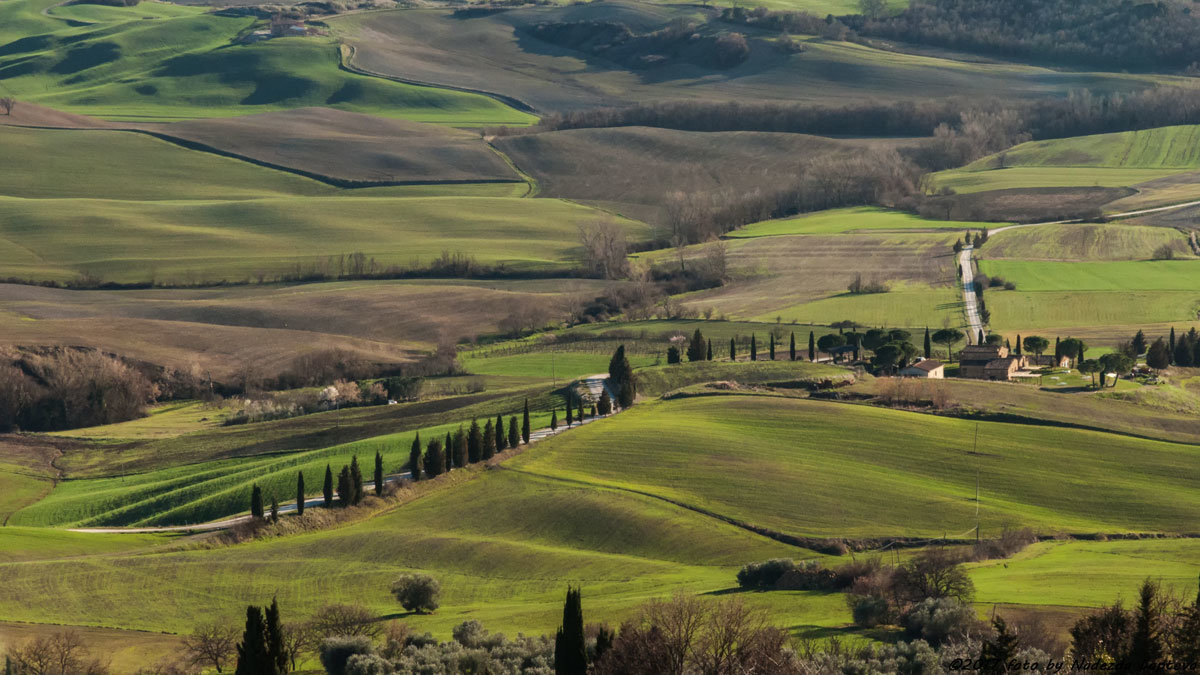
[982, 223, 1191, 261]
[729, 207, 985, 237]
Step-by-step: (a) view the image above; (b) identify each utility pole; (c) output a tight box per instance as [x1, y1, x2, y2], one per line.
[973, 423, 981, 543]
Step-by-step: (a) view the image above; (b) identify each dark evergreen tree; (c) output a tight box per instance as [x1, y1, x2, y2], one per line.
[554, 586, 587, 675]
[523, 399, 531, 444]
[618, 378, 635, 409]
[590, 403, 598, 418]
[269, 494, 278, 523]
[978, 329, 985, 344]
[374, 450, 384, 495]
[1128, 580, 1164, 669]
[296, 471, 305, 516]
[608, 345, 633, 390]
[444, 432, 454, 470]
[468, 419, 483, 463]
[566, 399, 574, 426]
[425, 438, 444, 477]
[250, 484, 264, 519]
[1176, 335, 1194, 367]
[594, 626, 614, 663]
[730, 337, 736, 361]
[1015, 333, 1022, 355]
[323, 464, 333, 507]
[790, 332, 797, 361]
[265, 598, 287, 675]
[1175, 576, 1200, 666]
[667, 346, 681, 364]
[706, 341, 713, 361]
[578, 397, 585, 423]
[234, 605, 271, 675]
[337, 466, 352, 505]
[808, 331, 816, 361]
[482, 420, 495, 460]
[1147, 337, 1171, 370]
[750, 334, 758, 361]
[980, 617, 1019, 675]
[349, 455, 363, 505]
[923, 327, 931, 359]
[508, 416, 520, 448]
[495, 414, 507, 451]
[598, 390, 612, 415]
[687, 329, 706, 362]
[454, 427, 467, 468]
[769, 333, 776, 360]
[551, 410, 558, 430]
[1132, 329, 1148, 355]
[1171, 327, 1178, 364]
[409, 432, 422, 480]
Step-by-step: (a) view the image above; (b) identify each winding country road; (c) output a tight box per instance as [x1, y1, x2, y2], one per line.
[959, 198, 1200, 339]
[69, 375, 618, 534]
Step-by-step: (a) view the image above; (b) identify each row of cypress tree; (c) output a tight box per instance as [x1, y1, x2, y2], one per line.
[408, 399, 534, 480]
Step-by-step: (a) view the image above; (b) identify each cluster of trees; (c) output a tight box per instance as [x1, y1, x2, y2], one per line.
[406, 399, 533, 481]
[849, 0, 1200, 69]
[0, 347, 159, 432]
[951, 229, 989, 254]
[1154, 326, 1200, 368]
[527, 19, 750, 70]
[4, 630, 109, 674]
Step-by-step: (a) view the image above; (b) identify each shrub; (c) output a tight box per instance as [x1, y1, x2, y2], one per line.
[736, 558, 798, 588]
[1153, 243, 1176, 260]
[319, 635, 374, 675]
[343, 653, 392, 675]
[901, 597, 985, 647]
[391, 573, 441, 613]
[849, 595, 893, 628]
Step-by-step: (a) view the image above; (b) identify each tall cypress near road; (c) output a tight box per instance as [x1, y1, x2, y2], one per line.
[509, 416, 520, 448]
[554, 586, 587, 675]
[337, 466, 352, 505]
[297, 472, 305, 516]
[687, 329, 706, 362]
[468, 419, 482, 463]
[323, 465, 333, 507]
[409, 433, 422, 481]
[769, 333, 776, 360]
[550, 409, 558, 430]
[566, 398, 574, 426]
[706, 341, 712, 360]
[234, 606, 270, 675]
[495, 414, 507, 451]
[750, 334, 757, 361]
[454, 427, 467, 468]
[523, 399, 531, 444]
[1015, 334, 1022, 355]
[1171, 326, 1178, 364]
[790, 332, 796, 361]
[609, 345, 633, 389]
[483, 420, 495, 459]
[265, 598, 287, 675]
[444, 432, 454, 469]
[269, 495, 278, 523]
[729, 337, 736, 361]
[250, 484, 264, 519]
[578, 397, 585, 423]
[374, 451, 384, 495]
[923, 328, 931, 359]
[808, 331, 816, 361]
[349, 455, 363, 505]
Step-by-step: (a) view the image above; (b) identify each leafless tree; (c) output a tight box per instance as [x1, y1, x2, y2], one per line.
[310, 603, 381, 640]
[281, 621, 317, 672]
[182, 622, 237, 673]
[577, 220, 629, 280]
[7, 630, 109, 675]
[0, 97, 15, 116]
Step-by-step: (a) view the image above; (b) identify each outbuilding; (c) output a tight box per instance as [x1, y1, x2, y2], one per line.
[899, 359, 944, 378]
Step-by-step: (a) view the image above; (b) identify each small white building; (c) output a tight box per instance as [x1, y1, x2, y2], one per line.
[899, 359, 944, 378]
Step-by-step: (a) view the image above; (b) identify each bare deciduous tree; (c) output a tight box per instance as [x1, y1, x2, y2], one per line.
[281, 621, 317, 672]
[0, 97, 15, 116]
[7, 630, 108, 675]
[310, 603, 381, 640]
[182, 623, 237, 673]
[577, 220, 629, 280]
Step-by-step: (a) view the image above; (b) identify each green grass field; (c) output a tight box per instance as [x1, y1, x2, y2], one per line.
[0, 0, 534, 124]
[929, 166, 1181, 195]
[982, 223, 1191, 261]
[730, 207, 986, 237]
[970, 125, 1200, 171]
[0, 195, 644, 283]
[45, 0, 205, 23]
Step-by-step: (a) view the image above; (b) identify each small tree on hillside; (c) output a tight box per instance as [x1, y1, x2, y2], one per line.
[769, 333, 776, 360]
[550, 409, 558, 431]
[1015, 334, 1022, 355]
[817, 333, 846, 361]
[424, 439, 445, 478]
[0, 98, 15, 116]
[349, 456, 363, 505]
[495, 414, 507, 451]
[750, 334, 758, 361]
[608, 345, 633, 391]
[1147, 337, 1171, 370]
[508, 416, 520, 448]
[1100, 352, 1135, 387]
[468, 419, 482, 463]
[729, 337, 736, 361]
[184, 623, 237, 674]
[374, 451, 384, 496]
[454, 427, 467, 468]
[444, 432, 454, 470]
[687, 329, 706, 362]
[577, 397, 585, 424]
[391, 573, 440, 614]
[296, 472, 305, 516]
[790, 332, 797, 361]
[409, 433, 422, 481]
[337, 466, 352, 505]
[234, 606, 271, 675]
[618, 378, 635, 409]
[706, 341, 712, 361]
[923, 328, 932, 359]
[1022, 335, 1049, 358]
[482, 420, 495, 459]
[264, 598, 287, 675]
[566, 399, 574, 426]
[932, 328, 965, 361]
[808, 331, 816, 361]
[667, 346, 681, 364]
[554, 586, 587, 675]
[1078, 359, 1101, 388]
[269, 494, 278, 524]
[598, 390, 612, 416]
[250, 484, 264, 519]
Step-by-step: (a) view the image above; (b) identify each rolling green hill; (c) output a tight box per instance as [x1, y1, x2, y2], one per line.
[971, 125, 1200, 170]
[982, 223, 1191, 261]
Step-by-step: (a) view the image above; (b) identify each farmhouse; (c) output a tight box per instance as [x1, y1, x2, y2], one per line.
[899, 359, 944, 378]
[1024, 353, 1070, 368]
[958, 344, 1009, 379]
[983, 356, 1022, 381]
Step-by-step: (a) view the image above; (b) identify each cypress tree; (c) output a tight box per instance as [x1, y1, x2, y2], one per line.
[577, 397, 585, 423]
[551, 410, 558, 430]
[554, 586, 587, 675]
[409, 433, 422, 480]
[425, 438, 444, 477]
[750, 334, 757, 361]
[495, 414, 507, 451]
[590, 403, 598, 418]
[323, 464, 333, 507]
[598, 390, 612, 415]
[468, 419, 483, 462]
[706, 341, 712, 360]
[608, 345, 633, 389]
[769, 333, 776, 360]
[337, 466, 352, 505]
[523, 399, 531, 444]
[350, 455, 363, 505]
[482, 420, 495, 460]
[1015, 334, 1022, 355]
[234, 606, 270, 675]
[374, 451, 384, 495]
[566, 399, 574, 426]
[269, 494, 278, 523]
[508, 416, 520, 448]
[729, 337, 736, 361]
[265, 598, 287, 675]
[1176, 334, 1195, 366]
[618, 378, 635, 409]
[687, 329, 706, 362]
[250, 484, 264, 519]
[1054, 336, 1061, 359]
[790, 332, 797, 361]
[297, 471, 305, 516]
[1129, 580, 1164, 668]
[923, 328, 931, 359]
[1171, 326, 1178, 364]
[978, 329, 985, 344]
[808, 331, 816, 361]
[444, 432, 454, 470]
[454, 427, 467, 468]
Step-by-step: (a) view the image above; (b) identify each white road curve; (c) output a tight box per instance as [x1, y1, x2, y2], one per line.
[69, 375, 618, 534]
